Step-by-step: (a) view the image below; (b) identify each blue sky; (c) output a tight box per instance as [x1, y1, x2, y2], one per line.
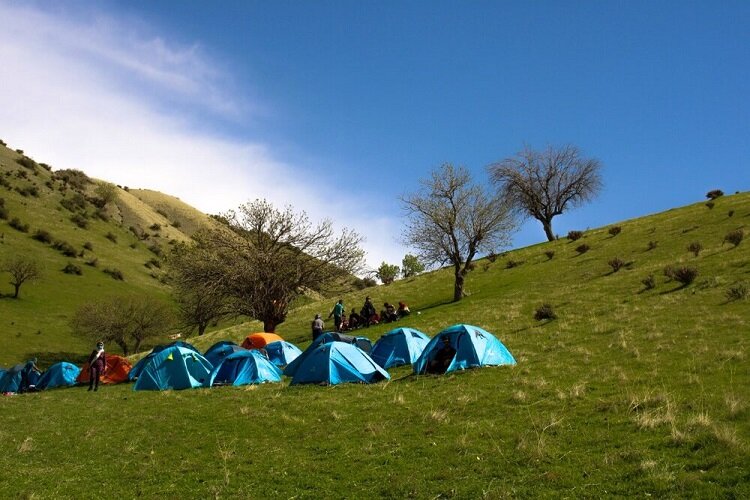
[0, 1, 747, 270]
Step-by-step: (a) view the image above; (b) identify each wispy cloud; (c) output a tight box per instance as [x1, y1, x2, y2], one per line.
[0, 1, 407, 271]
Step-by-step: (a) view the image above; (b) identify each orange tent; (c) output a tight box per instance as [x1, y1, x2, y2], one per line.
[241, 332, 283, 350]
[76, 354, 132, 385]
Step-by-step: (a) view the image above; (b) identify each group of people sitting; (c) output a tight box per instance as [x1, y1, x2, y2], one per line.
[312, 297, 412, 339]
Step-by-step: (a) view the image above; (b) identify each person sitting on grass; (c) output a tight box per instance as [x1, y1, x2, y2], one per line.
[347, 309, 362, 330]
[397, 301, 411, 318]
[361, 296, 377, 327]
[381, 302, 398, 323]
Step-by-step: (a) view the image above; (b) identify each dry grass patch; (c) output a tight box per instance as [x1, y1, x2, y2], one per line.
[724, 393, 745, 419]
[18, 437, 34, 453]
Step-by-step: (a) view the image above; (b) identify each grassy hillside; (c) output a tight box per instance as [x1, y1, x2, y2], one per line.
[1, 187, 747, 497]
[0, 143, 190, 366]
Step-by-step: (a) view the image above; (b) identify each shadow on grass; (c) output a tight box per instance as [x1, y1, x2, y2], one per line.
[658, 283, 691, 295]
[24, 351, 89, 369]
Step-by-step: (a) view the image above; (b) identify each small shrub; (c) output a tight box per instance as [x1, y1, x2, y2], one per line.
[60, 193, 87, 212]
[149, 223, 161, 231]
[105, 232, 117, 243]
[687, 241, 703, 257]
[94, 208, 109, 222]
[15, 169, 28, 180]
[575, 243, 590, 254]
[103, 268, 124, 281]
[148, 243, 163, 256]
[723, 229, 744, 247]
[15, 149, 23, 154]
[0, 176, 11, 189]
[706, 189, 724, 200]
[70, 213, 89, 229]
[726, 283, 748, 301]
[673, 266, 698, 286]
[728, 210, 734, 218]
[544, 250, 555, 260]
[9, 217, 30, 232]
[487, 252, 497, 263]
[62, 263, 82, 275]
[608, 226, 622, 237]
[647, 240, 658, 251]
[608, 257, 625, 272]
[83, 241, 93, 251]
[0, 198, 4, 207]
[663, 265, 676, 281]
[146, 258, 161, 269]
[39, 163, 51, 171]
[568, 230, 583, 241]
[534, 304, 557, 321]
[156, 209, 168, 218]
[32, 229, 53, 244]
[705, 201, 715, 209]
[0, 206, 7, 220]
[53, 169, 90, 190]
[171, 220, 182, 229]
[16, 156, 38, 170]
[52, 240, 77, 257]
[85, 258, 98, 268]
[641, 275, 656, 290]
[506, 260, 522, 269]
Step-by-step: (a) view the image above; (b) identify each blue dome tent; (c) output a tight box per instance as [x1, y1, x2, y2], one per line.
[370, 327, 431, 369]
[203, 342, 247, 368]
[264, 340, 302, 367]
[289, 341, 390, 386]
[284, 332, 372, 378]
[129, 341, 200, 381]
[0, 363, 40, 393]
[37, 362, 81, 390]
[413, 324, 516, 375]
[206, 350, 282, 387]
[133, 346, 213, 391]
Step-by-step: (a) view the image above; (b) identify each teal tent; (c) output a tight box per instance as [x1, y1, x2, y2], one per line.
[37, 362, 81, 390]
[264, 340, 302, 367]
[370, 327, 431, 368]
[203, 342, 247, 368]
[130, 341, 200, 381]
[413, 324, 516, 375]
[289, 341, 390, 386]
[133, 346, 213, 391]
[206, 350, 282, 387]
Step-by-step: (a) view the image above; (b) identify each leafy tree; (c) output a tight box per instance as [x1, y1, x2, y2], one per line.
[2, 256, 41, 298]
[376, 262, 400, 285]
[71, 295, 174, 355]
[401, 254, 425, 278]
[489, 144, 602, 241]
[94, 181, 118, 206]
[170, 199, 365, 333]
[400, 164, 516, 302]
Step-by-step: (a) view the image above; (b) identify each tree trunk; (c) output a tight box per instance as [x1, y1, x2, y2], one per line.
[197, 323, 207, 336]
[263, 318, 277, 333]
[453, 270, 465, 302]
[133, 339, 142, 354]
[542, 218, 556, 242]
[116, 339, 129, 356]
[13, 284, 20, 298]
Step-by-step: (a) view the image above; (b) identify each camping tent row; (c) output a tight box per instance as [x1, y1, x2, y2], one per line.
[0, 325, 515, 393]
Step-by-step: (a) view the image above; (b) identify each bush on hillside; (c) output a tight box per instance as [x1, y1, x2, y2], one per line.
[70, 213, 89, 229]
[148, 243, 163, 256]
[0, 176, 10, 189]
[687, 241, 703, 257]
[9, 217, 29, 232]
[105, 232, 117, 243]
[85, 257, 98, 268]
[575, 243, 590, 254]
[39, 162, 51, 171]
[103, 268, 124, 281]
[0, 206, 8, 220]
[15, 185, 39, 197]
[486, 252, 497, 263]
[52, 240, 78, 257]
[53, 169, 90, 190]
[641, 274, 656, 290]
[94, 208, 109, 222]
[144, 258, 162, 269]
[16, 156, 38, 171]
[544, 250, 555, 260]
[149, 223, 161, 231]
[705, 201, 715, 209]
[567, 230, 583, 241]
[62, 263, 83, 275]
[726, 282, 748, 301]
[60, 193, 87, 212]
[83, 241, 93, 251]
[706, 189, 724, 200]
[663, 265, 676, 281]
[15, 149, 23, 154]
[608, 226, 622, 237]
[32, 229, 53, 244]
[647, 240, 658, 251]
[608, 257, 625, 272]
[534, 303, 557, 321]
[673, 266, 698, 286]
[723, 229, 744, 247]
[171, 220, 182, 229]
[728, 210, 735, 218]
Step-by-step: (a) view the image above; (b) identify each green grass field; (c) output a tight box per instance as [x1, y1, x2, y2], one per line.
[1, 150, 748, 497]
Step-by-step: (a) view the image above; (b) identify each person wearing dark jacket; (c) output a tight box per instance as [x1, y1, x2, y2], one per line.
[87, 341, 106, 392]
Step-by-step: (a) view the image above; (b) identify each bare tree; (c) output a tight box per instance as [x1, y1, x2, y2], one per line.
[71, 295, 174, 355]
[401, 164, 517, 302]
[171, 199, 365, 333]
[2, 256, 40, 298]
[489, 144, 602, 241]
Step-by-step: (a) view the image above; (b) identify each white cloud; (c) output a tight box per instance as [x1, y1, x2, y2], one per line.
[0, 1, 407, 271]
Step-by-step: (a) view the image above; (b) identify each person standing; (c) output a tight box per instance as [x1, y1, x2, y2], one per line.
[361, 296, 377, 327]
[328, 299, 345, 331]
[311, 314, 325, 341]
[87, 341, 106, 392]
